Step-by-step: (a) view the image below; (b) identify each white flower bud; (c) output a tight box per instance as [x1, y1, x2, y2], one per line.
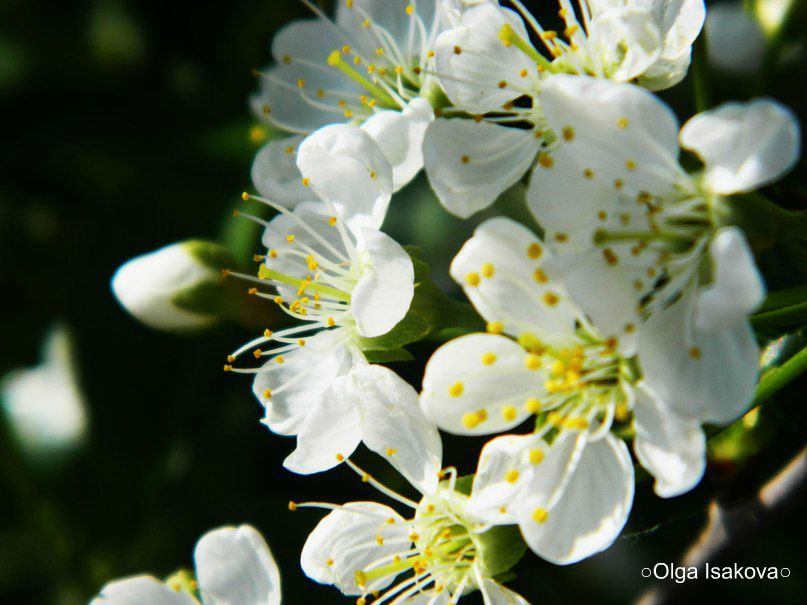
[111, 240, 222, 332]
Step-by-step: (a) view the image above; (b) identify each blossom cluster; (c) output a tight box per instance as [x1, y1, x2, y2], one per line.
[105, 1, 801, 604]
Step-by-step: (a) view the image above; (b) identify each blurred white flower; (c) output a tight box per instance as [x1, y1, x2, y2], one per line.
[297, 455, 530, 604]
[250, 0, 450, 201]
[706, 3, 766, 73]
[1, 326, 88, 457]
[229, 125, 440, 478]
[422, 0, 705, 216]
[111, 240, 224, 332]
[529, 75, 799, 423]
[92, 525, 281, 605]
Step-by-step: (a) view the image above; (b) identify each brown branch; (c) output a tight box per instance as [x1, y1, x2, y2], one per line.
[635, 447, 807, 605]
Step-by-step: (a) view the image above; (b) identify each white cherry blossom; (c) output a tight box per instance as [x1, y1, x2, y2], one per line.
[91, 525, 281, 605]
[251, 0, 448, 200]
[528, 76, 796, 424]
[228, 125, 439, 478]
[422, 0, 705, 216]
[296, 454, 530, 604]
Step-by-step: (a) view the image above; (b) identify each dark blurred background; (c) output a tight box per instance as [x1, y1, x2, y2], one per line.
[1, 1, 806, 603]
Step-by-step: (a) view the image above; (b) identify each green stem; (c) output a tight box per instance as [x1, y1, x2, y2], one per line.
[752, 301, 807, 331]
[753, 343, 807, 406]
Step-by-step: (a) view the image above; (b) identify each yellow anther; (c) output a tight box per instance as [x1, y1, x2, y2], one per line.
[617, 117, 629, 129]
[567, 417, 589, 430]
[462, 409, 488, 429]
[520, 68, 528, 77]
[427, 50, 435, 58]
[275, 355, 285, 365]
[541, 30, 557, 41]
[357, 598, 366, 605]
[362, 18, 370, 27]
[543, 291, 559, 306]
[448, 381, 464, 397]
[532, 507, 549, 523]
[288, 501, 297, 511]
[550, 360, 566, 375]
[263, 389, 272, 399]
[269, 249, 278, 258]
[302, 177, 311, 186]
[524, 398, 542, 414]
[409, 532, 419, 541]
[375, 47, 385, 56]
[223, 364, 232, 372]
[538, 152, 553, 168]
[376, 535, 384, 545]
[273, 295, 283, 304]
[533, 268, 548, 283]
[394, 65, 404, 74]
[240, 191, 250, 201]
[386, 517, 396, 524]
[262, 104, 271, 114]
[525, 354, 541, 370]
[481, 263, 495, 278]
[465, 272, 481, 286]
[355, 570, 367, 589]
[505, 469, 520, 483]
[562, 126, 575, 141]
[426, 504, 436, 513]
[501, 405, 517, 421]
[498, 80, 508, 88]
[625, 159, 636, 170]
[298, 339, 306, 346]
[327, 317, 336, 327]
[346, 0, 353, 7]
[405, 4, 414, 15]
[487, 321, 504, 334]
[386, 447, 397, 456]
[481, 352, 497, 365]
[247, 287, 258, 296]
[527, 242, 542, 259]
[297, 78, 306, 88]
[547, 411, 563, 425]
[336, 453, 345, 461]
[253, 349, 263, 359]
[306, 256, 319, 270]
[461, 154, 470, 164]
[614, 178, 624, 190]
[328, 216, 337, 226]
[584, 168, 594, 179]
[344, 109, 354, 118]
[689, 347, 702, 359]
[529, 448, 544, 464]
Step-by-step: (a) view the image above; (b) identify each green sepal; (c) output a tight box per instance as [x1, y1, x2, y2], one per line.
[450, 475, 529, 580]
[358, 246, 483, 354]
[171, 280, 228, 317]
[362, 348, 415, 363]
[184, 239, 233, 271]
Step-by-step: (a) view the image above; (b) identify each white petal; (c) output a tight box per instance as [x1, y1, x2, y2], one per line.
[449, 217, 579, 343]
[588, 7, 663, 82]
[253, 20, 355, 134]
[479, 578, 531, 605]
[680, 98, 801, 194]
[261, 201, 352, 301]
[434, 3, 535, 114]
[362, 98, 434, 191]
[251, 135, 310, 207]
[111, 241, 219, 331]
[336, 0, 438, 57]
[705, 3, 765, 74]
[420, 333, 539, 436]
[468, 430, 585, 524]
[353, 363, 443, 494]
[423, 119, 540, 218]
[633, 382, 705, 498]
[639, 288, 760, 425]
[282, 372, 363, 475]
[695, 227, 765, 331]
[638, 50, 692, 91]
[550, 250, 643, 355]
[91, 576, 194, 605]
[300, 502, 410, 596]
[539, 75, 682, 192]
[402, 591, 451, 605]
[297, 124, 393, 230]
[253, 332, 353, 435]
[351, 228, 415, 338]
[515, 435, 633, 565]
[195, 525, 281, 605]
